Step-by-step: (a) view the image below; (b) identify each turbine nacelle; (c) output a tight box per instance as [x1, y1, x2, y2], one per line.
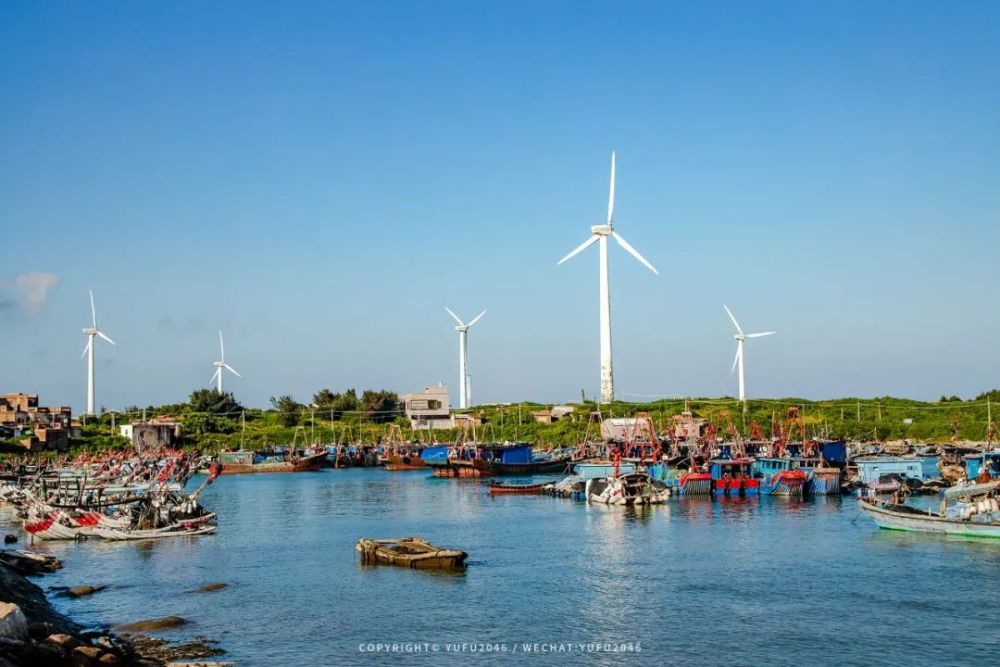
[591, 224, 612, 236]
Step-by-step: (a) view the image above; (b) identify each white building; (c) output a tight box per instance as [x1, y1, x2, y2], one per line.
[400, 386, 453, 430]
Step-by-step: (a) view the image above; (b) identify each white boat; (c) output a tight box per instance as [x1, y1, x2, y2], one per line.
[91, 514, 217, 541]
[585, 472, 670, 505]
[91, 524, 217, 541]
[858, 498, 1000, 538]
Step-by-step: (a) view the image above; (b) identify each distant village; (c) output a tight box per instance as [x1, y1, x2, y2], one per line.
[0, 392, 183, 453]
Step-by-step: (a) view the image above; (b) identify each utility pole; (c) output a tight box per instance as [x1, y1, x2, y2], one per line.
[856, 401, 860, 422]
[877, 402, 882, 421]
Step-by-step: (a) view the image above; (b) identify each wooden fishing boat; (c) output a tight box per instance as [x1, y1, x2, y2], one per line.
[473, 456, 572, 476]
[218, 449, 326, 474]
[90, 513, 217, 541]
[487, 481, 547, 495]
[469, 443, 573, 475]
[382, 453, 427, 471]
[858, 498, 1000, 538]
[91, 524, 217, 541]
[355, 537, 467, 569]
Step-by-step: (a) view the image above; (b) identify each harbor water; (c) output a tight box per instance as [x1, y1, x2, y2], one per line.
[8, 469, 1000, 666]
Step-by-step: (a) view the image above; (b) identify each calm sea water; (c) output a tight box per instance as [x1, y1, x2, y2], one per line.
[6, 469, 1000, 666]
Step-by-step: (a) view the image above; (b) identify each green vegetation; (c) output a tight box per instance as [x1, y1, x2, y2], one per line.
[5, 389, 998, 458]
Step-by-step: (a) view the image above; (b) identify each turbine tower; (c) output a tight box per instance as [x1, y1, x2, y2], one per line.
[723, 304, 775, 411]
[81, 290, 116, 415]
[557, 151, 658, 404]
[445, 307, 487, 409]
[211, 330, 241, 393]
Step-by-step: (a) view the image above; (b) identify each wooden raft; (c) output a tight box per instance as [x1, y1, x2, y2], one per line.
[356, 537, 467, 569]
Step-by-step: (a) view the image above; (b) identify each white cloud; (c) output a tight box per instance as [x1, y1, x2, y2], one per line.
[13, 272, 59, 313]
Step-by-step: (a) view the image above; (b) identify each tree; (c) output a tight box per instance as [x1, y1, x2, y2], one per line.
[270, 395, 301, 427]
[184, 413, 237, 435]
[313, 389, 336, 407]
[313, 388, 360, 419]
[188, 389, 243, 415]
[361, 389, 400, 424]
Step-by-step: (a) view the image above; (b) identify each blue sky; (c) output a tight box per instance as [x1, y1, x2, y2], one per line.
[1, 1, 998, 412]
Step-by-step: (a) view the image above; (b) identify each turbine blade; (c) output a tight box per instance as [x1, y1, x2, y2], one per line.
[210, 368, 220, 385]
[96, 331, 116, 346]
[611, 231, 658, 274]
[723, 304, 744, 335]
[444, 307, 464, 326]
[89, 290, 97, 327]
[607, 151, 616, 226]
[556, 235, 599, 265]
[467, 309, 487, 327]
[219, 330, 225, 360]
[731, 345, 741, 374]
[224, 363, 242, 378]
[82, 338, 92, 359]
[746, 331, 776, 338]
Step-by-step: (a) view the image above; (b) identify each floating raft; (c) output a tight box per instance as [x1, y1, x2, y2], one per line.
[356, 537, 467, 569]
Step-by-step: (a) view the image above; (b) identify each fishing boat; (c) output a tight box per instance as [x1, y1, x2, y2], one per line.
[382, 449, 427, 471]
[380, 426, 428, 470]
[90, 513, 217, 541]
[753, 458, 808, 497]
[585, 472, 670, 505]
[677, 469, 713, 496]
[471, 443, 573, 476]
[794, 455, 842, 495]
[355, 537, 467, 569]
[487, 481, 547, 495]
[858, 484, 1000, 538]
[217, 449, 326, 474]
[963, 451, 1000, 480]
[708, 458, 759, 497]
[573, 461, 637, 480]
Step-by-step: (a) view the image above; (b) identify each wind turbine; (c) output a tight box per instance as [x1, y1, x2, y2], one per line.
[723, 304, 775, 411]
[211, 330, 241, 394]
[444, 307, 487, 409]
[557, 151, 658, 404]
[81, 290, 115, 415]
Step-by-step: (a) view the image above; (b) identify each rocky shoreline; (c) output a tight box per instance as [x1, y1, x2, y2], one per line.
[1, 555, 227, 667]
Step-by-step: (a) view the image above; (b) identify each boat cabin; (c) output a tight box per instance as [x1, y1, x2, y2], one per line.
[710, 458, 759, 496]
[477, 442, 533, 464]
[963, 451, 1000, 480]
[854, 457, 923, 484]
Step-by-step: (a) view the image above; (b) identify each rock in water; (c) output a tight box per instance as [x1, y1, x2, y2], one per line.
[66, 585, 108, 598]
[116, 616, 187, 633]
[190, 582, 228, 593]
[0, 603, 28, 641]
